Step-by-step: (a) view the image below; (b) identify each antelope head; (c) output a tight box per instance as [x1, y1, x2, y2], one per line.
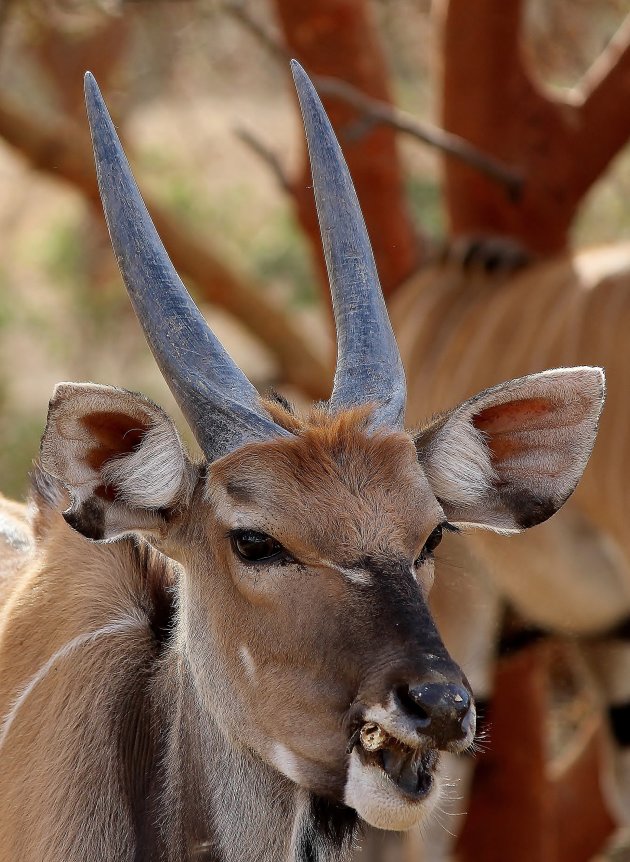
[38, 63, 604, 832]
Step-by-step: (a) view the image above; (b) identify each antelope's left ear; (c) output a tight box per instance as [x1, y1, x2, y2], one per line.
[415, 367, 605, 531]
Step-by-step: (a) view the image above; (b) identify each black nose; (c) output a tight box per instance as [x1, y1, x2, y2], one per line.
[397, 682, 474, 748]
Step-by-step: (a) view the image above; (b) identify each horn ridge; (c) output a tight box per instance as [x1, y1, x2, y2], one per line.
[84, 72, 288, 459]
[290, 60, 406, 428]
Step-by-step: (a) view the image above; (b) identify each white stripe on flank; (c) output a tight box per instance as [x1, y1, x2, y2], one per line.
[0, 617, 141, 750]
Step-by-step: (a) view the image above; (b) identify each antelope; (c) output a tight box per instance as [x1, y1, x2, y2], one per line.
[391, 247, 630, 858]
[0, 64, 605, 861]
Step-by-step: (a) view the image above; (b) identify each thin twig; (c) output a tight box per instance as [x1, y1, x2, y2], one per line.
[223, 0, 524, 199]
[315, 76, 525, 200]
[0, 95, 332, 399]
[234, 125, 293, 196]
[222, 0, 289, 62]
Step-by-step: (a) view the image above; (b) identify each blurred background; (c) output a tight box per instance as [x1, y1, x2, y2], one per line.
[2, 1, 630, 860]
[1, 0, 629, 497]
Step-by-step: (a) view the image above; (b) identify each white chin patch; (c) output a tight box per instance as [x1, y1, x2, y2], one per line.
[343, 749, 441, 831]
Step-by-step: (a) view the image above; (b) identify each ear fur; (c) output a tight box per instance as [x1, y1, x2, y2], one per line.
[40, 383, 195, 541]
[415, 367, 605, 531]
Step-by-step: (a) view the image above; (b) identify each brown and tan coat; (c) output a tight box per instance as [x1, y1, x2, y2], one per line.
[0, 66, 606, 861]
[392, 246, 630, 858]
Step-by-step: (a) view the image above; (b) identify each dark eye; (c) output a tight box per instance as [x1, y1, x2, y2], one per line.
[231, 530, 286, 563]
[414, 524, 443, 567]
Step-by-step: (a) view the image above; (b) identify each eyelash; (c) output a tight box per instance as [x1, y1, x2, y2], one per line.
[414, 522, 458, 567]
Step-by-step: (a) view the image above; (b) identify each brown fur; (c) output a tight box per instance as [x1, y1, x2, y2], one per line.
[0, 374, 603, 858]
[0, 487, 173, 859]
[0, 404, 454, 859]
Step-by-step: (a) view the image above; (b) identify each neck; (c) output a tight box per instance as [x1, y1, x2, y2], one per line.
[150, 652, 357, 862]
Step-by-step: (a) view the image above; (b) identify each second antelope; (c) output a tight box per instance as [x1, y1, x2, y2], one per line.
[393, 243, 630, 860]
[0, 64, 605, 861]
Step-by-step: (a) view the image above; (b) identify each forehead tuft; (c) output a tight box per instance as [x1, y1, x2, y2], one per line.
[209, 407, 439, 555]
[214, 405, 417, 492]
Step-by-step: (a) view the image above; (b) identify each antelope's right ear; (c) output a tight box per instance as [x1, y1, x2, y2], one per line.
[40, 383, 196, 541]
[415, 367, 605, 532]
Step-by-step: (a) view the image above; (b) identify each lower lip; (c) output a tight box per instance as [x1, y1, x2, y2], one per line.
[358, 746, 437, 801]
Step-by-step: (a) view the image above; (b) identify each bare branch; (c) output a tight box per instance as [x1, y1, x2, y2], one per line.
[221, 0, 288, 62]
[234, 125, 294, 196]
[315, 76, 524, 200]
[225, 0, 522, 199]
[0, 95, 331, 400]
[439, 0, 630, 253]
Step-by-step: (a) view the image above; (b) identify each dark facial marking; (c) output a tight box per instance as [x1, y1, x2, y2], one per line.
[502, 488, 558, 530]
[608, 702, 630, 747]
[63, 498, 105, 541]
[225, 480, 255, 505]
[351, 554, 461, 688]
[296, 795, 357, 862]
[358, 554, 432, 631]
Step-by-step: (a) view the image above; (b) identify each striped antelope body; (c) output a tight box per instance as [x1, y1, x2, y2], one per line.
[0, 67, 605, 861]
[391, 247, 630, 858]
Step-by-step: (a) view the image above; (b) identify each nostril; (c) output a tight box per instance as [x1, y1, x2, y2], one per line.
[396, 682, 473, 745]
[395, 685, 432, 726]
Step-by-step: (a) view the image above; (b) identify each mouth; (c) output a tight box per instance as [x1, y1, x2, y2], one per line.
[348, 721, 439, 801]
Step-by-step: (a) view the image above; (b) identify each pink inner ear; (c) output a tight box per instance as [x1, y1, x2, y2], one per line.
[472, 397, 554, 434]
[472, 398, 555, 464]
[82, 411, 149, 470]
[81, 410, 150, 500]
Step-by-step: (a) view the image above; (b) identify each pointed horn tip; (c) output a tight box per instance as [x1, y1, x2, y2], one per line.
[84, 70, 98, 97]
[289, 58, 303, 77]
[83, 71, 106, 126]
[290, 60, 316, 101]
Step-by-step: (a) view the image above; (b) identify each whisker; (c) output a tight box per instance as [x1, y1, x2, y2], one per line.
[430, 808, 459, 839]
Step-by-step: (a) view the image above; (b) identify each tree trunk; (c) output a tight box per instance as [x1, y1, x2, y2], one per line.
[457, 645, 556, 862]
[457, 643, 614, 862]
[272, 0, 421, 299]
[438, 0, 630, 255]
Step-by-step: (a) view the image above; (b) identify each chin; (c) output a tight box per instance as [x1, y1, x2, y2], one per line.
[343, 747, 442, 831]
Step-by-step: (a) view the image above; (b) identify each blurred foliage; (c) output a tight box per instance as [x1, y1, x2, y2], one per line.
[0, 413, 45, 500]
[1, 0, 630, 498]
[575, 150, 630, 246]
[154, 167, 317, 305]
[406, 175, 445, 238]
[248, 210, 318, 307]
